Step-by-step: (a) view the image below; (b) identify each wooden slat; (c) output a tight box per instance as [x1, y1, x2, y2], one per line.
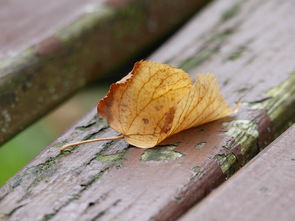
[0, 0, 210, 145]
[0, 0, 103, 59]
[180, 124, 295, 221]
[1, 0, 295, 220]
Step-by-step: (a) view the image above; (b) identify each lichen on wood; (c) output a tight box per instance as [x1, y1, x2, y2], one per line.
[245, 72, 295, 136]
[140, 145, 183, 162]
[215, 153, 238, 177]
[224, 120, 259, 156]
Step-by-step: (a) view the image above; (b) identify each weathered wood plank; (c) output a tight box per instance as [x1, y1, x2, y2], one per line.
[0, 0, 210, 145]
[1, 0, 295, 220]
[180, 124, 295, 221]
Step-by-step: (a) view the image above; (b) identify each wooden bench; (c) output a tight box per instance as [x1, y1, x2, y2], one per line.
[1, 0, 295, 220]
[180, 124, 295, 221]
[0, 0, 209, 145]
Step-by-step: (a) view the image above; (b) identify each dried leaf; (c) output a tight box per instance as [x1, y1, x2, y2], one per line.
[98, 60, 237, 148]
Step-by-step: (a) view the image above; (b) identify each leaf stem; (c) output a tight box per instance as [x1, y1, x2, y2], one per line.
[60, 135, 124, 152]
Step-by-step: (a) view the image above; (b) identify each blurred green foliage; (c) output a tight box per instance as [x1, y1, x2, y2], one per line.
[0, 120, 55, 186]
[0, 84, 108, 186]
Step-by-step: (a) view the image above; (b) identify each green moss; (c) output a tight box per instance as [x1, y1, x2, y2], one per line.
[223, 79, 230, 87]
[11, 176, 22, 189]
[140, 145, 183, 162]
[259, 186, 269, 193]
[96, 150, 127, 165]
[0, 213, 8, 218]
[207, 29, 234, 44]
[215, 153, 238, 177]
[25, 157, 57, 191]
[112, 1, 146, 39]
[245, 72, 295, 136]
[224, 120, 259, 160]
[245, 73, 295, 117]
[56, 5, 114, 42]
[221, 0, 244, 21]
[228, 46, 246, 61]
[13, 156, 58, 195]
[236, 87, 248, 93]
[44, 214, 55, 221]
[195, 142, 207, 149]
[53, 140, 69, 148]
[180, 49, 218, 71]
[180, 29, 234, 71]
[0, 91, 16, 108]
[192, 166, 204, 178]
[75, 117, 108, 131]
[0, 47, 36, 71]
[221, 73, 295, 165]
[75, 122, 96, 130]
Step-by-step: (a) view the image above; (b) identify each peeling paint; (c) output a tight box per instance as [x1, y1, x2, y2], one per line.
[191, 166, 204, 178]
[245, 72, 295, 134]
[223, 120, 259, 156]
[195, 142, 206, 149]
[218, 72, 295, 170]
[140, 145, 183, 162]
[215, 153, 237, 177]
[96, 149, 127, 166]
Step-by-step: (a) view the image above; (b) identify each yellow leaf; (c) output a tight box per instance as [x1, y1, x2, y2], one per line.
[98, 60, 237, 148]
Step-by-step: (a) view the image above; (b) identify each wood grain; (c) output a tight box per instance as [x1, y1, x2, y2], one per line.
[180, 124, 295, 221]
[0, 0, 210, 145]
[1, 0, 295, 220]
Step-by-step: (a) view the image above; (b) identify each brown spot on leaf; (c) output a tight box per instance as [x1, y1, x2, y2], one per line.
[154, 105, 163, 111]
[161, 107, 176, 133]
[142, 118, 149, 124]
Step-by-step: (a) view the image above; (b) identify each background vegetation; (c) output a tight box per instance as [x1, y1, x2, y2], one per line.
[0, 83, 108, 186]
